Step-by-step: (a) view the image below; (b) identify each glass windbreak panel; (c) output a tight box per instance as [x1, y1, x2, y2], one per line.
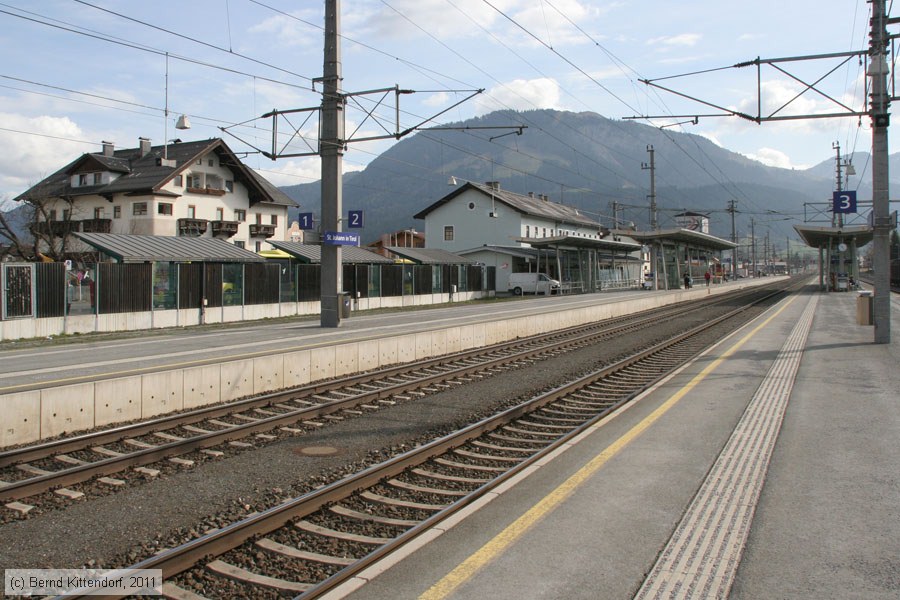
[431, 264, 442, 293]
[456, 266, 468, 292]
[368, 265, 381, 297]
[222, 263, 244, 306]
[403, 265, 414, 296]
[279, 261, 295, 302]
[152, 262, 178, 309]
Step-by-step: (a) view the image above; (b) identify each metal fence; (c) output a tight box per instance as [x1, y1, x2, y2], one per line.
[1, 261, 495, 320]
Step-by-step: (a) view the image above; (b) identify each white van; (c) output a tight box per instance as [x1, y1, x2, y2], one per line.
[508, 272, 561, 296]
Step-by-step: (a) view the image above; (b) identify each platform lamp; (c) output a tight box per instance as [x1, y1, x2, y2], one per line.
[162, 52, 192, 162]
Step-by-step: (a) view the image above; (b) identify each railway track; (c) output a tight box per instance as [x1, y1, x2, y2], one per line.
[0, 286, 771, 508]
[60, 283, 792, 599]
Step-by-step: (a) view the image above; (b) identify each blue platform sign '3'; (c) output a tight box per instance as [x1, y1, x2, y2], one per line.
[832, 190, 857, 214]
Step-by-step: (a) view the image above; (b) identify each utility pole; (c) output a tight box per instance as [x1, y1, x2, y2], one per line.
[870, 0, 891, 344]
[787, 237, 791, 275]
[642, 145, 658, 230]
[320, 0, 345, 327]
[833, 141, 844, 228]
[751, 217, 756, 276]
[728, 199, 738, 279]
[641, 145, 659, 289]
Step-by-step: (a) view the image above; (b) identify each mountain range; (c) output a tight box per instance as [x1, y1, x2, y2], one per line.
[281, 109, 898, 245]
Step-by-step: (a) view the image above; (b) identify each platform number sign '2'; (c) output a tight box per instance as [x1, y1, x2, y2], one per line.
[833, 190, 857, 214]
[347, 210, 364, 229]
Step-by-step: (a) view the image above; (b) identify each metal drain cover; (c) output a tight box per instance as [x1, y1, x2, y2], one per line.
[295, 445, 341, 457]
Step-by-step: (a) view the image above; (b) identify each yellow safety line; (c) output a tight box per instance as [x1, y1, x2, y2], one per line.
[419, 296, 798, 600]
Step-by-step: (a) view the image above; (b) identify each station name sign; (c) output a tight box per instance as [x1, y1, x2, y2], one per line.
[323, 231, 360, 246]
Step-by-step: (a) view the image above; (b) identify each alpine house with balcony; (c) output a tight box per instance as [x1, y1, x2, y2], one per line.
[14, 137, 297, 255]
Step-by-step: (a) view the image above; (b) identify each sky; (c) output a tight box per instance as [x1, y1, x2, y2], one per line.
[0, 0, 886, 209]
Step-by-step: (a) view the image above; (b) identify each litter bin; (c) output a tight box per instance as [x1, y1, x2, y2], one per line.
[856, 290, 873, 325]
[339, 292, 351, 319]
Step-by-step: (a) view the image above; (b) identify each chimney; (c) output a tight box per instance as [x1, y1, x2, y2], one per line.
[101, 141, 114, 156]
[541, 194, 549, 202]
[528, 191, 535, 198]
[485, 181, 500, 191]
[139, 137, 152, 157]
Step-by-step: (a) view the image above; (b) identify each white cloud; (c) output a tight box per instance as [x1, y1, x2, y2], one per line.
[356, 0, 502, 41]
[475, 78, 562, 115]
[247, 9, 322, 50]
[254, 159, 321, 188]
[647, 33, 702, 47]
[0, 113, 90, 199]
[742, 147, 802, 169]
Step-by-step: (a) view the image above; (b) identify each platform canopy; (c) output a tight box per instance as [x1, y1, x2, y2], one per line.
[514, 234, 641, 253]
[75, 232, 265, 263]
[268, 241, 394, 264]
[622, 228, 736, 251]
[385, 247, 474, 265]
[793, 224, 874, 248]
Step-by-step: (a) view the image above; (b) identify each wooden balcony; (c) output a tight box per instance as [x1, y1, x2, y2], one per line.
[177, 218, 209, 236]
[80, 218, 112, 233]
[249, 223, 276, 238]
[31, 220, 79, 237]
[211, 220, 239, 237]
[186, 186, 226, 196]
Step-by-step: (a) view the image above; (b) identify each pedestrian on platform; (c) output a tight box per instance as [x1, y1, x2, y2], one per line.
[704, 270, 711, 286]
[684, 273, 691, 289]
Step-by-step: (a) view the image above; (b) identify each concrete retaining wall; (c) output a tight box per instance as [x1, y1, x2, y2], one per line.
[0, 281, 772, 447]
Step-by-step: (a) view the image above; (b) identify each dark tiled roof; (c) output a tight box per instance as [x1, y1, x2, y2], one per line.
[75, 232, 266, 263]
[268, 241, 394, 264]
[414, 182, 601, 229]
[386, 247, 474, 265]
[14, 138, 296, 208]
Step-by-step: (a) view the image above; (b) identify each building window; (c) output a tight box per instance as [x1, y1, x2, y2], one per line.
[208, 159, 214, 167]
[215, 207, 224, 220]
[468, 202, 475, 210]
[255, 213, 262, 225]
[94, 207, 103, 218]
[196, 159, 202, 165]
[78, 174, 88, 186]
[206, 174, 223, 190]
[93, 172, 102, 185]
[62, 209, 70, 220]
[542, 227, 547, 237]
[525, 225, 530, 237]
[48, 209, 57, 221]
[225, 180, 233, 192]
[174, 174, 183, 187]
[113, 206, 121, 218]
[255, 241, 262, 252]
[234, 209, 246, 222]
[270, 214, 278, 226]
[158, 203, 173, 216]
[234, 240, 245, 249]
[133, 202, 148, 216]
[187, 173, 202, 189]
[187, 205, 196, 219]
[443, 225, 454, 241]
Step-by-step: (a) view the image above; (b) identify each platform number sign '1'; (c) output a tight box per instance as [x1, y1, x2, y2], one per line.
[832, 190, 857, 214]
[298, 213, 315, 230]
[347, 210, 364, 229]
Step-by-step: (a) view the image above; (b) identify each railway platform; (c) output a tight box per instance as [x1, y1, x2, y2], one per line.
[334, 287, 900, 599]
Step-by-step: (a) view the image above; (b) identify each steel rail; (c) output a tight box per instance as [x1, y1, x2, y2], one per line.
[0, 289, 755, 502]
[58, 284, 790, 599]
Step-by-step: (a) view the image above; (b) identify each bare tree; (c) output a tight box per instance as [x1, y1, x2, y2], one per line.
[0, 181, 80, 262]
